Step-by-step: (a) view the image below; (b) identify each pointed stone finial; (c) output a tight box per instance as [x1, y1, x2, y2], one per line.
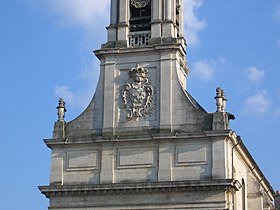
[57, 98, 67, 122]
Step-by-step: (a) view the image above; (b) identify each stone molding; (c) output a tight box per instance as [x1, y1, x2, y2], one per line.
[95, 41, 186, 59]
[44, 130, 233, 148]
[39, 179, 238, 199]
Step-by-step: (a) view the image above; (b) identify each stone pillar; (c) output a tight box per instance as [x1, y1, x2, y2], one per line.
[171, 0, 176, 23]
[107, 0, 118, 42]
[165, 0, 171, 20]
[151, 0, 162, 40]
[162, 0, 174, 37]
[178, 0, 184, 37]
[117, 0, 129, 46]
[110, 0, 118, 24]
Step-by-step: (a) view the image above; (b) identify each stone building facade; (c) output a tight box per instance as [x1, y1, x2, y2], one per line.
[39, 0, 274, 209]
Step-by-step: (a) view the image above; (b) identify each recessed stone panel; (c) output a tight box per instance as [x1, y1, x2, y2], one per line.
[117, 147, 155, 169]
[175, 144, 207, 166]
[67, 150, 99, 171]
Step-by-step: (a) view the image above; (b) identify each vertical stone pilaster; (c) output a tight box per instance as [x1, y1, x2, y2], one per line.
[151, 0, 162, 39]
[100, 146, 115, 184]
[162, 0, 174, 37]
[160, 53, 173, 131]
[110, 0, 118, 25]
[212, 138, 227, 179]
[171, 0, 176, 23]
[179, 0, 184, 37]
[158, 144, 173, 181]
[107, 0, 118, 41]
[103, 62, 116, 135]
[152, 0, 162, 20]
[119, 0, 128, 23]
[50, 149, 64, 185]
[117, 0, 129, 44]
[165, 0, 171, 20]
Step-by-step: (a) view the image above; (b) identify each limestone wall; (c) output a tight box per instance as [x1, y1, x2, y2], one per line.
[50, 137, 216, 185]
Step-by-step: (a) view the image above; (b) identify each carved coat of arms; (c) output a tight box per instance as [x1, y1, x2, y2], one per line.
[122, 65, 154, 121]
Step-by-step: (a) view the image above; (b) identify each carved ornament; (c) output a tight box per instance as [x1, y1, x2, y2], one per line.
[131, 0, 150, 8]
[122, 65, 154, 121]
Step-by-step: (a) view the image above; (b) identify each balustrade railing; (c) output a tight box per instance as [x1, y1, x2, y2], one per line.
[128, 31, 151, 47]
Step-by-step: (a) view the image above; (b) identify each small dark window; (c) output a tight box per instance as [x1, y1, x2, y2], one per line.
[176, 7, 180, 37]
[176, 0, 181, 37]
[130, 1, 151, 32]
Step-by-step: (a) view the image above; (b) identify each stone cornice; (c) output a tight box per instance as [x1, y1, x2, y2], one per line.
[43, 130, 232, 148]
[39, 179, 238, 199]
[94, 41, 186, 60]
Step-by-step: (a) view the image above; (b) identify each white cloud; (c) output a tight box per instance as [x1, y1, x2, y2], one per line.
[243, 66, 265, 83]
[42, 0, 110, 29]
[54, 85, 74, 103]
[184, 0, 207, 47]
[192, 59, 215, 81]
[54, 60, 100, 109]
[242, 90, 272, 116]
[191, 57, 227, 81]
[26, 0, 105, 109]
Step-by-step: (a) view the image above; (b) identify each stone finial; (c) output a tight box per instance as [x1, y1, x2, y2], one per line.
[56, 98, 67, 122]
[215, 87, 224, 112]
[214, 87, 227, 112]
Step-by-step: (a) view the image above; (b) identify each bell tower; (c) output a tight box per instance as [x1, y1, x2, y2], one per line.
[106, 0, 184, 47]
[39, 0, 274, 209]
[87, 0, 193, 136]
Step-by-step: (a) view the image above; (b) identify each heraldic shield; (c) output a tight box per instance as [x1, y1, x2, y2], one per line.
[122, 65, 154, 121]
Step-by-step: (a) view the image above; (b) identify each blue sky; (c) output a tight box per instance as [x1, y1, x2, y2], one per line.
[0, 0, 280, 209]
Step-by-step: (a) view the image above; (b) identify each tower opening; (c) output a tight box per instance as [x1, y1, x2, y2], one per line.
[176, 0, 182, 37]
[176, 4, 180, 37]
[130, 0, 151, 32]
